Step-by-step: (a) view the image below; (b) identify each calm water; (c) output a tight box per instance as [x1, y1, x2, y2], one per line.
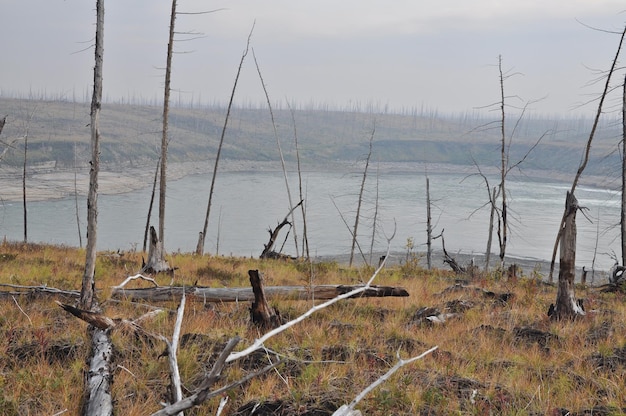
[0, 170, 621, 271]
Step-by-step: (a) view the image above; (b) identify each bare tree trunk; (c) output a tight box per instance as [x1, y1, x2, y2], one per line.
[197, 26, 253, 255]
[80, 3, 113, 415]
[143, 156, 160, 253]
[549, 192, 585, 320]
[485, 187, 496, 272]
[549, 26, 626, 281]
[252, 50, 299, 257]
[350, 126, 375, 267]
[369, 164, 380, 265]
[287, 101, 310, 261]
[622, 73, 626, 267]
[80, 0, 104, 311]
[74, 142, 83, 248]
[498, 55, 508, 268]
[426, 176, 432, 270]
[159, 0, 176, 249]
[22, 129, 27, 242]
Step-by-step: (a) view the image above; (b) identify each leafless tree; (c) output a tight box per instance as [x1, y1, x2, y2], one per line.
[622, 73, 626, 266]
[549, 25, 626, 282]
[153, 0, 177, 270]
[350, 125, 375, 267]
[197, 24, 254, 255]
[80, 0, 104, 311]
[253, 49, 300, 258]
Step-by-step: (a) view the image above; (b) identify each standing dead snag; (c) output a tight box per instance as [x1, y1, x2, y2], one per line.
[142, 226, 173, 274]
[249, 270, 282, 330]
[260, 200, 303, 259]
[549, 192, 585, 320]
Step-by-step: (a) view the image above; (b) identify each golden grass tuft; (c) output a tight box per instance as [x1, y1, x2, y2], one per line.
[1, 242, 626, 415]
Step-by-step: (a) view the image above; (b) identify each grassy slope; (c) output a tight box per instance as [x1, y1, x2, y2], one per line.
[0, 97, 621, 178]
[1, 242, 625, 415]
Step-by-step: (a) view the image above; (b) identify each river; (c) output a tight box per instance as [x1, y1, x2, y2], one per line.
[0, 169, 620, 273]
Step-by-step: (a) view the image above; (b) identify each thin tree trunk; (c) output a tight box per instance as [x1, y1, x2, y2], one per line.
[485, 187, 496, 272]
[80, 2, 113, 415]
[159, 0, 176, 248]
[369, 164, 380, 265]
[350, 126, 375, 267]
[287, 101, 310, 261]
[22, 131, 27, 242]
[252, 50, 299, 257]
[621, 73, 626, 267]
[498, 55, 508, 268]
[143, 156, 160, 252]
[426, 176, 432, 270]
[80, 0, 104, 311]
[549, 26, 626, 281]
[74, 142, 82, 248]
[197, 25, 253, 255]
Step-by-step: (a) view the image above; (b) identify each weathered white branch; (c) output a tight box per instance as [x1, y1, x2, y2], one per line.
[112, 273, 159, 290]
[226, 243, 393, 363]
[161, 291, 185, 415]
[333, 346, 439, 416]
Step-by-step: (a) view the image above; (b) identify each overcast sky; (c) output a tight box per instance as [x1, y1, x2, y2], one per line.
[2, 1, 625, 116]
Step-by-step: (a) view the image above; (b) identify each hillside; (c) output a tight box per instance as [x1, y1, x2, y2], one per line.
[2, 243, 626, 415]
[0, 97, 621, 179]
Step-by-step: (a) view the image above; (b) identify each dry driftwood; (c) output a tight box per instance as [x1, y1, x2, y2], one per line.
[111, 283, 409, 303]
[84, 327, 113, 416]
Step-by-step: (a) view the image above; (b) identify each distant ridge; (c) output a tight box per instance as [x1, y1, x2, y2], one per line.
[0, 97, 620, 179]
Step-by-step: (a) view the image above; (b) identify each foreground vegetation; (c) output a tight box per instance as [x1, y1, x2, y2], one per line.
[1, 242, 625, 415]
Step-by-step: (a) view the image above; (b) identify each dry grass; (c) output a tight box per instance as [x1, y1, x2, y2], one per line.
[1, 241, 626, 415]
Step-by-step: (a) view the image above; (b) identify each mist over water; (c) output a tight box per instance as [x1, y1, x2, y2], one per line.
[0, 170, 620, 271]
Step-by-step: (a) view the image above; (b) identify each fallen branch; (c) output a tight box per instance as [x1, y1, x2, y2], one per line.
[159, 291, 185, 413]
[226, 237, 394, 363]
[113, 273, 159, 290]
[0, 283, 80, 298]
[151, 337, 282, 416]
[333, 346, 438, 416]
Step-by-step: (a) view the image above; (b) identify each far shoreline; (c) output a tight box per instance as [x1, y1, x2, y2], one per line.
[0, 159, 616, 203]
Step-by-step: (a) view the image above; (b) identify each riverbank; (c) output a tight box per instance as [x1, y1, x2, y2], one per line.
[0, 159, 616, 203]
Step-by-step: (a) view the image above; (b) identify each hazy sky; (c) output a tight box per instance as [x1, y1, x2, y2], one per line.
[2, 1, 625, 116]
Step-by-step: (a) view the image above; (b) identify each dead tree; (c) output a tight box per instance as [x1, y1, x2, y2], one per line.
[196, 25, 254, 255]
[350, 126, 375, 267]
[80, 2, 113, 415]
[248, 270, 282, 330]
[80, 0, 104, 311]
[253, 49, 300, 257]
[622, 73, 626, 267]
[142, 226, 173, 274]
[548, 192, 586, 320]
[143, 157, 160, 252]
[549, 25, 626, 281]
[154, 0, 177, 268]
[287, 102, 310, 260]
[260, 200, 303, 259]
[426, 176, 432, 270]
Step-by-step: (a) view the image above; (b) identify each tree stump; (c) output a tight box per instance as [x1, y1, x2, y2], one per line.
[549, 191, 585, 320]
[142, 226, 173, 274]
[248, 270, 282, 330]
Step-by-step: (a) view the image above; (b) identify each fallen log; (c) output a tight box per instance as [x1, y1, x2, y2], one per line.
[111, 284, 409, 303]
